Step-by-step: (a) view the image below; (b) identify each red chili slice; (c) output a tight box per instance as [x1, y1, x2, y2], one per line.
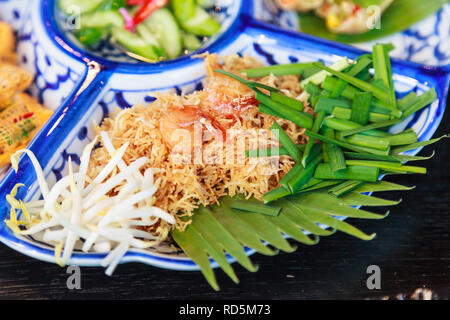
[132, 0, 170, 27]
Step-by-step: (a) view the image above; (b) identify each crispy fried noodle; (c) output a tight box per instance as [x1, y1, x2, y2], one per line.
[89, 54, 310, 232]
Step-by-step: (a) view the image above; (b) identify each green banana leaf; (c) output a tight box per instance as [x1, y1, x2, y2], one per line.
[171, 180, 411, 290]
[298, 0, 448, 44]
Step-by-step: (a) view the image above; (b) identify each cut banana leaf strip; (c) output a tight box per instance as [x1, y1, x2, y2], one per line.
[301, 202, 388, 220]
[186, 223, 240, 284]
[288, 190, 390, 219]
[171, 179, 412, 290]
[212, 202, 278, 256]
[299, 205, 376, 241]
[232, 208, 297, 253]
[265, 213, 319, 245]
[354, 180, 415, 193]
[339, 192, 401, 207]
[171, 226, 229, 291]
[391, 135, 450, 154]
[279, 200, 337, 236]
[189, 207, 257, 273]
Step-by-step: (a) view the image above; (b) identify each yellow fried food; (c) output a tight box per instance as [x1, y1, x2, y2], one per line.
[0, 63, 33, 106]
[0, 22, 15, 60]
[0, 22, 53, 168]
[0, 106, 53, 167]
[0, 93, 44, 121]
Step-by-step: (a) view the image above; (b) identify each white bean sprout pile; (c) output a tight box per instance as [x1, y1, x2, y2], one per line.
[5, 131, 175, 275]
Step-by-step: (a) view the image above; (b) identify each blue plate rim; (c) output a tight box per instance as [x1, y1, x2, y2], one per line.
[0, 16, 448, 271]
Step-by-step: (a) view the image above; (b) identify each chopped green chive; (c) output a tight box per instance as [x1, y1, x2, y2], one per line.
[259, 103, 282, 118]
[262, 186, 290, 203]
[314, 164, 380, 182]
[346, 160, 427, 174]
[398, 91, 419, 111]
[322, 76, 402, 117]
[305, 82, 322, 98]
[338, 133, 390, 151]
[256, 90, 314, 129]
[246, 144, 306, 158]
[344, 151, 436, 163]
[402, 88, 437, 118]
[340, 119, 401, 137]
[271, 121, 303, 163]
[240, 62, 316, 78]
[372, 44, 396, 108]
[322, 126, 346, 172]
[301, 110, 327, 166]
[391, 135, 450, 154]
[313, 62, 390, 104]
[288, 150, 323, 193]
[315, 97, 351, 114]
[346, 55, 372, 77]
[351, 92, 372, 125]
[330, 79, 348, 98]
[301, 58, 351, 87]
[280, 143, 322, 190]
[305, 130, 390, 155]
[271, 91, 303, 111]
[214, 69, 280, 93]
[332, 107, 391, 123]
[323, 117, 390, 138]
[384, 130, 418, 146]
[297, 179, 344, 193]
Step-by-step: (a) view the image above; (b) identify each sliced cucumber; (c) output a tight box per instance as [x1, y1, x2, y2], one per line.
[136, 24, 168, 59]
[182, 32, 202, 51]
[80, 10, 124, 29]
[181, 6, 221, 37]
[196, 0, 216, 9]
[75, 27, 107, 46]
[111, 27, 161, 62]
[143, 8, 182, 59]
[58, 0, 104, 14]
[171, 0, 196, 21]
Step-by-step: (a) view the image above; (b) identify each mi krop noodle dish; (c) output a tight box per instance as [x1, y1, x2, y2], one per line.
[89, 54, 311, 231]
[3, 24, 445, 287]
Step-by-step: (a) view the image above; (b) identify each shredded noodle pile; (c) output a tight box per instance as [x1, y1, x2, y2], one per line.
[89, 54, 312, 231]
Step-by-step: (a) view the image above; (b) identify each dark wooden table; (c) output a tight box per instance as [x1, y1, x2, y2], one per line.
[0, 97, 448, 301]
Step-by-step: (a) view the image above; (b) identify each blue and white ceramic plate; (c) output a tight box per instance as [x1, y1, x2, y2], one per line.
[260, 0, 450, 66]
[0, 0, 448, 272]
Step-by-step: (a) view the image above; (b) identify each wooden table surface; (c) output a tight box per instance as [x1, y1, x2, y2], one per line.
[0, 97, 448, 301]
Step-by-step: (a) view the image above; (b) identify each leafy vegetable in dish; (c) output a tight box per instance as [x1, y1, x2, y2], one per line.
[278, 0, 394, 34]
[5, 46, 447, 289]
[293, 0, 448, 43]
[57, 0, 221, 62]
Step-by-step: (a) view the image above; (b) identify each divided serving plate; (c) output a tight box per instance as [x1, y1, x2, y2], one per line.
[0, 0, 448, 272]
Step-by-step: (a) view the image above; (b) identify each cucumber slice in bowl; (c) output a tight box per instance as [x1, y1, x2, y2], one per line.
[182, 32, 203, 51]
[111, 27, 161, 62]
[136, 24, 168, 59]
[58, 0, 104, 14]
[80, 10, 125, 29]
[143, 8, 182, 60]
[171, 0, 196, 21]
[180, 5, 221, 37]
[75, 27, 108, 46]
